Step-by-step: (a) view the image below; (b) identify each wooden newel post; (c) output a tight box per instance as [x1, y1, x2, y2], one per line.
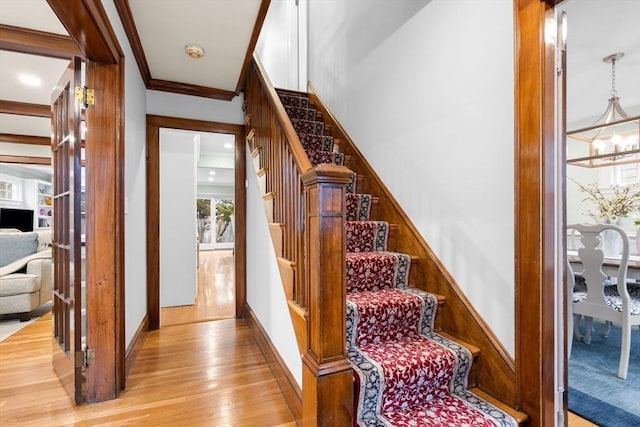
[300, 163, 354, 426]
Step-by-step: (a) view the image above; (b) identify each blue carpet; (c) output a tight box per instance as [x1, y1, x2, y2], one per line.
[569, 319, 640, 425]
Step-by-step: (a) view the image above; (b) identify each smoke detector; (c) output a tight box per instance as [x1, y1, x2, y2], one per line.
[185, 44, 205, 59]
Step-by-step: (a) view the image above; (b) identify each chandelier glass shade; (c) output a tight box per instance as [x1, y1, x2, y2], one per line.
[567, 52, 640, 168]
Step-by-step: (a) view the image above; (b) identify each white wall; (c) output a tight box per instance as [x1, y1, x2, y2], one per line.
[245, 143, 302, 387]
[102, 0, 148, 348]
[146, 90, 245, 125]
[255, 0, 300, 90]
[302, 0, 516, 353]
[159, 130, 198, 307]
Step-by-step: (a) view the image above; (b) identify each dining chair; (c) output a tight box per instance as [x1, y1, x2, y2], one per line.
[567, 222, 640, 379]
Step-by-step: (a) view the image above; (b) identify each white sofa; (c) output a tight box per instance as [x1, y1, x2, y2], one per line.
[0, 229, 52, 321]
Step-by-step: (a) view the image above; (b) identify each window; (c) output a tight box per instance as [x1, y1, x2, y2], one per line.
[0, 181, 13, 200]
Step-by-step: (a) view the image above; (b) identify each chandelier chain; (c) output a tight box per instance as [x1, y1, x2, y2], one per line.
[611, 58, 617, 97]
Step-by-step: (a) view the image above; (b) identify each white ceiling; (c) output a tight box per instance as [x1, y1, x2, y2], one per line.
[128, 0, 261, 91]
[1, 0, 638, 169]
[0, 0, 256, 186]
[558, 0, 640, 127]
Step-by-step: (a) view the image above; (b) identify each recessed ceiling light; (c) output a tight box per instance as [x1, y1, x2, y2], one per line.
[224, 143, 233, 149]
[185, 43, 205, 59]
[18, 74, 42, 87]
[208, 177, 214, 182]
[209, 170, 216, 175]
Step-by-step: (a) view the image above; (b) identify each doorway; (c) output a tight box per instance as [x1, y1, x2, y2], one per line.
[146, 115, 246, 331]
[559, 0, 640, 424]
[159, 129, 237, 326]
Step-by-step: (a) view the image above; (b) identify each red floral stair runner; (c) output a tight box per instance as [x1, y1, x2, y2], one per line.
[277, 90, 517, 427]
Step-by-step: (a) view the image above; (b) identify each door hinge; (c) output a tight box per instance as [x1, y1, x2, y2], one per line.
[75, 86, 95, 107]
[75, 348, 96, 367]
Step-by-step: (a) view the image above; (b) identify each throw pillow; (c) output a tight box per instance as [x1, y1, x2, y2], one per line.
[0, 232, 39, 268]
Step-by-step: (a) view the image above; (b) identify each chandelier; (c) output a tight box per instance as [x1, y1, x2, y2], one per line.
[566, 52, 640, 168]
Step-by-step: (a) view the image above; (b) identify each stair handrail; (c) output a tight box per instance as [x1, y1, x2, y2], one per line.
[250, 56, 313, 175]
[245, 54, 354, 426]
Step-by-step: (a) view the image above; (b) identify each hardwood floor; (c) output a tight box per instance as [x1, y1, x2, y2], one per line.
[0, 312, 296, 426]
[0, 247, 295, 425]
[568, 412, 598, 427]
[161, 249, 236, 326]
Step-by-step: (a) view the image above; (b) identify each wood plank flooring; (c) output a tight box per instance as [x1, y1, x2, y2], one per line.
[161, 249, 236, 326]
[0, 313, 296, 426]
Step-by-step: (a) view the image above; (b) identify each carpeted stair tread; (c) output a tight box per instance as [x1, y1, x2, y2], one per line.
[347, 288, 438, 343]
[347, 221, 389, 253]
[468, 388, 529, 425]
[360, 335, 470, 413]
[377, 391, 519, 427]
[438, 331, 481, 359]
[346, 251, 411, 292]
[284, 105, 316, 120]
[278, 93, 310, 109]
[298, 133, 334, 152]
[306, 149, 344, 166]
[291, 118, 324, 135]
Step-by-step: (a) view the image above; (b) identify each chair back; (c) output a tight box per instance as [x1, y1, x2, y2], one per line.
[568, 223, 631, 320]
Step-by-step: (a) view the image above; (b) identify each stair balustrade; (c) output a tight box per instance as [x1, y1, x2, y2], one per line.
[244, 56, 354, 426]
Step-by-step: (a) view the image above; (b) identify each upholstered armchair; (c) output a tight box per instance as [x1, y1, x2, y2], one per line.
[0, 230, 53, 321]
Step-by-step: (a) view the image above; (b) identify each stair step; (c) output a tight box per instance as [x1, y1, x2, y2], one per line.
[438, 331, 481, 360]
[306, 149, 344, 167]
[284, 105, 317, 121]
[298, 133, 334, 152]
[278, 93, 310, 109]
[346, 221, 390, 253]
[468, 388, 529, 425]
[291, 118, 324, 136]
[346, 251, 411, 292]
[276, 88, 308, 98]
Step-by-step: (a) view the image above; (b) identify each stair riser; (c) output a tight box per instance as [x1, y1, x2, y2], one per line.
[291, 118, 324, 135]
[346, 194, 372, 222]
[346, 221, 388, 253]
[346, 252, 411, 293]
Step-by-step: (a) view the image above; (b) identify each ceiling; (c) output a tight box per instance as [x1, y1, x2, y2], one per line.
[1, 0, 638, 169]
[0, 0, 268, 186]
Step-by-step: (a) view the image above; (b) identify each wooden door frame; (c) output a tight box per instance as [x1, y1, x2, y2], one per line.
[146, 115, 246, 330]
[514, 0, 562, 425]
[47, 0, 125, 400]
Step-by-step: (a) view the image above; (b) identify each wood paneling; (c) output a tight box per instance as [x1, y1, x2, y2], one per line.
[0, 133, 50, 146]
[47, 0, 122, 64]
[0, 155, 50, 165]
[0, 100, 50, 117]
[514, 0, 558, 425]
[0, 24, 81, 59]
[85, 59, 124, 401]
[0, 314, 296, 426]
[235, 132, 247, 319]
[308, 82, 518, 408]
[145, 115, 246, 328]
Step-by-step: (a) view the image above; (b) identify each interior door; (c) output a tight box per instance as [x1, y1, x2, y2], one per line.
[50, 56, 85, 404]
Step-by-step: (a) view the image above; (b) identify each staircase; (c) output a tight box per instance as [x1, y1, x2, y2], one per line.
[276, 88, 524, 426]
